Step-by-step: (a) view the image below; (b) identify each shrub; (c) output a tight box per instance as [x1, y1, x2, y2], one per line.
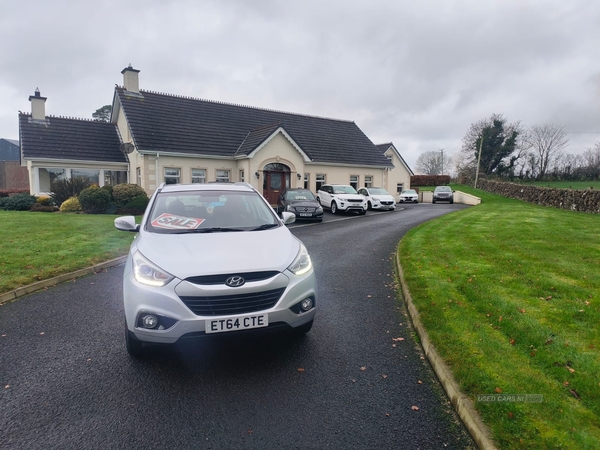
[112, 183, 148, 206]
[0, 197, 7, 209]
[50, 176, 91, 207]
[60, 196, 82, 212]
[36, 195, 54, 206]
[101, 184, 114, 200]
[116, 195, 149, 215]
[3, 193, 37, 211]
[79, 185, 111, 214]
[0, 189, 29, 198]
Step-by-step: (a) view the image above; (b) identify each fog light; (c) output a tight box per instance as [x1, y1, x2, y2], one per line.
[300, 298, 313, 311]
[142, 314, 158, 329]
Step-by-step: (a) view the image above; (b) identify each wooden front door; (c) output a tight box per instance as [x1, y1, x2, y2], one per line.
[263, 171, 289, 205]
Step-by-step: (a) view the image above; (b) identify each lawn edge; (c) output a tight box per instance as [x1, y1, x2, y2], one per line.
[0, 256, 128, 306]
[396, 245, 498, 450]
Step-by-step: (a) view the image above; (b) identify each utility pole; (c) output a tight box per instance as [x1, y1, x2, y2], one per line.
[474, 135, 484, 188]
[440, 149, 444, 175]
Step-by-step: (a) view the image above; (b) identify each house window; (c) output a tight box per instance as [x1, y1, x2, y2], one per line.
[164, 168, 180, 185]
[136, 167, 141, 186]
[304, 173, 309, 190]
[104, 170, 128, 186]
[38, 168, 67, 192]
[364, 176, 373, 188]
[216, 169, 230, 183]
[350, 175, 359, 190]
[316, 174, 326, 191]
[397, 183, 404, 193]
[191, 168, 206, 183]
[72, 169, 100, 185]
[239, 170, 245, 182]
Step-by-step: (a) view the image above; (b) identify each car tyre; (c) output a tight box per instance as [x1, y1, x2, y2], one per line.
[367, 201, 372, 210]
[125, 325, 146, 358]
[359, 208, 367, 215]
[290, 319, 314, 336]
[432, 199, 436, 204]
[331, 202, 338, 214]
[450, 200, 454, 204]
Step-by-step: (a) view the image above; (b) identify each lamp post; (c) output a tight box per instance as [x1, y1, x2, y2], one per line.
[474, 135, 484, 189]
[440, 149, 444, 175]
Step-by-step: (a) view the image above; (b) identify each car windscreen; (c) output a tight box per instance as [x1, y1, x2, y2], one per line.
[403, 190, 416, 194]
[146, 190, 279, 233]
[286, 190, 316, 201]
[333, 186, 358, 194]
[435, 187, 452, 192]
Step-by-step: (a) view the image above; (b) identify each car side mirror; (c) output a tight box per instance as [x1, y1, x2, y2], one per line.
[114, 216, 140, 232]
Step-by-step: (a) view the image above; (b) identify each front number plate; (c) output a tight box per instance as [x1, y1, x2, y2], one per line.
[205, 314, 269, 334]
[299, 213, 312, 217]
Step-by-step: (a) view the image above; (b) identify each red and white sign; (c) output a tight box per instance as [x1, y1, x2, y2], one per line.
[151, 213, 205, 230]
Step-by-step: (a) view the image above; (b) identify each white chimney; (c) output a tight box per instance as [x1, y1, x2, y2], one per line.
[121, 64, 140, 93]
[28, 88, 47, 121]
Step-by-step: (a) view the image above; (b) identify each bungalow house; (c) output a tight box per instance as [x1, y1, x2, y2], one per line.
[20, 66, 413, 203]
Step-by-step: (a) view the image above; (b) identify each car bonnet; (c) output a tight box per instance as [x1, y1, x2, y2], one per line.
[134, 226, 301, 278]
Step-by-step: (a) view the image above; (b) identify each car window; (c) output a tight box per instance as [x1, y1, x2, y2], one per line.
[435, 186, 452, 192]
[286, 190, 315, 201]
[333, 186, 358, 194]
[369, 188, 389, 195]
[146, 190, 278, 233]
[403, 189, 416, 194]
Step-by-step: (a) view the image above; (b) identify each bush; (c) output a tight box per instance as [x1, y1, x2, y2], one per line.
[3, 193, 37, 211]
[36, 195, 54, 206]
[0, 197, 7, 209]
[50, 176, 91, 207]
[116, 195, 150, 215]
[0, 189, 30, 198]
[112, 183, 148, 206]
[101, 184, 114, 200]
[60, 197, 83, 212]
[79, 185, 111, 214]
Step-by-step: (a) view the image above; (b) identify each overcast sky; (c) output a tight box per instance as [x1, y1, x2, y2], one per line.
[1, 0, 599, 171]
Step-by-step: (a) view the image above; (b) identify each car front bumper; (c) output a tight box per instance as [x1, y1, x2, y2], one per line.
[123, 258, 317, 344]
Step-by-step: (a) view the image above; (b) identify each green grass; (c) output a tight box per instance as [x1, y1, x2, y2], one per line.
[0, 211, 137, 295]
[399, 186, 600, 448]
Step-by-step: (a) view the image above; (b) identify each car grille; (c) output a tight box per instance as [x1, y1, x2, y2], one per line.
[185, 271, 279, 285]
[347, 199, 362, 203]
[295, 207, 316, 212]
[381, 201, 394, 205]
[179, 288, 286, 316]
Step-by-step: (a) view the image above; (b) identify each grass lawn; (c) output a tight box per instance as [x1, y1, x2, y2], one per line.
[398, 186, 600, 448]
[0, 211, 137, 295]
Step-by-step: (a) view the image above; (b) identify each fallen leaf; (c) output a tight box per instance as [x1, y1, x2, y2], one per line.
[382, 374, 388, 379]
[360, 366, 366, 371]
[519, 308, 526, 313]
[588, 345, 596, 349]
[495, 387, 503, 393]
[4, 385, 9, 389]
[417, 380, 423, 384]
[510, 339, 516, 345]
[392, 337, 405, 342]
[39, 332, 45, 335]
[498, 316, 503, 322]
[546, 296, 553, 300]
[563, 381, 569, 386]
[392, 344, 397, 348]
[411, 406, 419, 411]
[544, 339, 554, 345]
[567, 367, 575, 373]
[367, 295, 372, 298]
[508, 412, 514, 419]
[297, 368, 305, 372]
[1, 334, 6, 337]
[247, 429, 253, 435]
[385, 413, 390, 417]
[569, 389, 581, 400]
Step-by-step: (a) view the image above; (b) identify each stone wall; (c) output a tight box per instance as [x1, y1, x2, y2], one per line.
[476, 180, 600, 214]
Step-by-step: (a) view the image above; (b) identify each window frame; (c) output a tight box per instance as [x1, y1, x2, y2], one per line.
[191, 168, 207, 184]
[164, 167, 181, 185]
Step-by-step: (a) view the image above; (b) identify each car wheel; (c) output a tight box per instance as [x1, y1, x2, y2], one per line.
[450, 200, 454, 204]
[125, 324, 146, 358]
[290, 319, 314, 336]
[359, 208, 367, 215]
[432, 199, 436, 204]
[367, 201, 372, 210]
[331, 202, 338, 214]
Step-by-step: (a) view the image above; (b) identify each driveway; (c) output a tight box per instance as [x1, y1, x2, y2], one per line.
[0, 203, 475, 449]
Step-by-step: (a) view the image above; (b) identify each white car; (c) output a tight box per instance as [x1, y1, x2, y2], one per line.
[114, 182, 317, 357]
[399, 189, 419, 204]
[357, 187, 396, 211]
[317, 184, 367, 215]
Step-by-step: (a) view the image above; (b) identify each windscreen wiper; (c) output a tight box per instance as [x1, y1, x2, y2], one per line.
[172, 227, 245, 234]
[251, 224, 279, 231]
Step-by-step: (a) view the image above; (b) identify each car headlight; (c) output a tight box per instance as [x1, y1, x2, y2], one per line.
[132, 251, 174, 287]
[286, 205, 295, 212]
[288, 243, 312, 276]
[316, 206, 323, 213]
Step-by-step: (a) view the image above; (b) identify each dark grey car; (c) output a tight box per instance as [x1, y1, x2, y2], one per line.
[432, 186, 454, 204]
[277, 188, 324, 221]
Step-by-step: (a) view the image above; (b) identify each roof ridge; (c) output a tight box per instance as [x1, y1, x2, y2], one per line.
[135, 88, 354, 124]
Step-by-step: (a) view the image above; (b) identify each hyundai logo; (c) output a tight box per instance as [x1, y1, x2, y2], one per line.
[225, 276, 245, 287]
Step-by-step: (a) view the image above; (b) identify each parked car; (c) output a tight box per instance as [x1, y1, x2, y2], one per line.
[317, 184, 367, 215]
[432, 186, 454, 204]
[358, 187, 396, 211]
[399, 189, 419, 204]
[114, 182, 317, 357]
[277, 188, 323, 221]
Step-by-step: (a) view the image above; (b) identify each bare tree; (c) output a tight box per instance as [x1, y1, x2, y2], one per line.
[415, 150, 452, 175]
[525, 124, 569, 179]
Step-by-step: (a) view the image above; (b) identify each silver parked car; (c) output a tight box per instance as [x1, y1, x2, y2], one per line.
[432, 186, 454, 204]
[115, 182, 317, 357]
